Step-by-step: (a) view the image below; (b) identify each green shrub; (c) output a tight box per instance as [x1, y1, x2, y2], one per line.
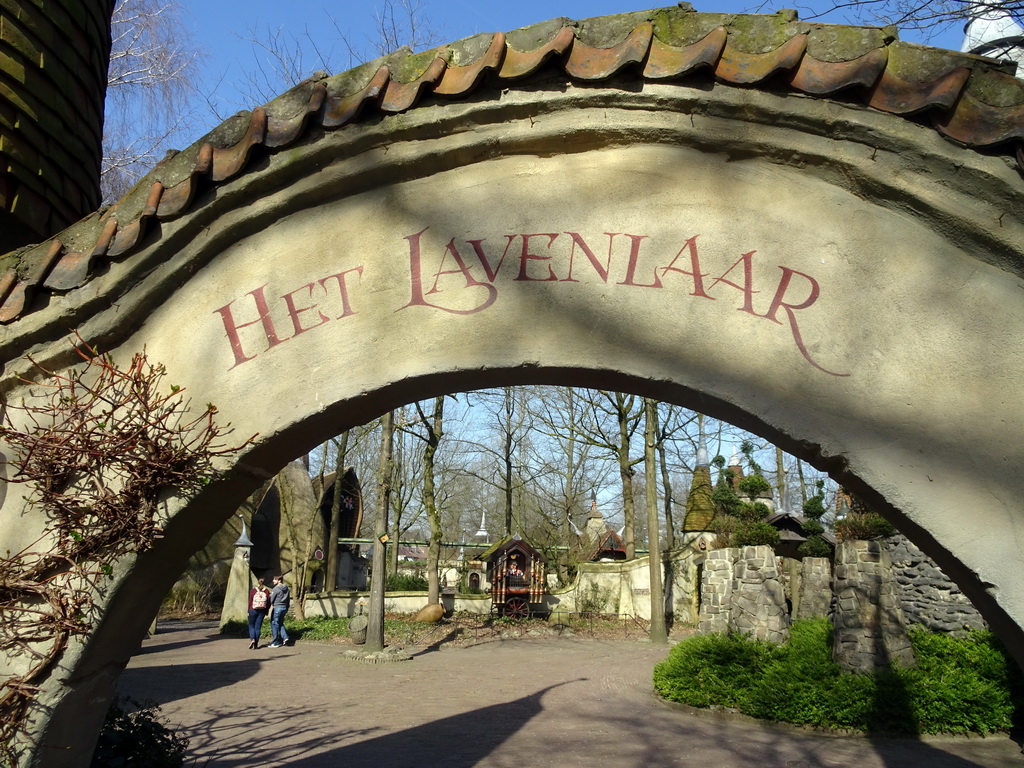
[797, 536, 832, 558]
[835, 513, 895, 540]
[653, 630, 779, 709]
[737, 474, 772, 498]
[653, 619, 1024, 735]
[91, 699, 187, 768]
[386, 573, 429, 591]
[735, 521, 780, 547]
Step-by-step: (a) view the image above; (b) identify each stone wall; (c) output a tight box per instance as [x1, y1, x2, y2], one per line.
[833, 540, 916, 672]
[884, 534, 986, 635]
[697, 546, 789, 643]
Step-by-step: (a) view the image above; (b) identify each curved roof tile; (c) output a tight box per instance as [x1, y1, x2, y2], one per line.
[1, 6, 1022, 325]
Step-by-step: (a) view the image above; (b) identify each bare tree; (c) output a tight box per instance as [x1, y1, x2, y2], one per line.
[368, 0, 445, 57]
[103, 0, 201, 201]
[798, 0, 1020, 35]
[404, 396, 447, 603]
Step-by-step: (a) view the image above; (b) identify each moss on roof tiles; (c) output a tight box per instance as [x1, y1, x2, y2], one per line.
[576, 10, 651, 48]
[446, 31, 498, 67]
[885, 40, 971, 81]
[722, 10, 807, 54]
[651, 7, 728, 47]
[506, 18, 574, 52]
[388, 46, 444, 83]
[805, 24, 894, 63]
[966, 67, 1024, 106]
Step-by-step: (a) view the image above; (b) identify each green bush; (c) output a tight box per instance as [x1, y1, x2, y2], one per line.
[835, 513, 895, 540]
[735, 521, 780, 547]
[737, 474, 772, 498]
[653, 619, 1024, 735]
[386, 573, 429, 591]
[91, 699, 187, 768]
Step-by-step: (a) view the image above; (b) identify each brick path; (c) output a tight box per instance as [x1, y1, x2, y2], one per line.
[117, 621, 1024, 768]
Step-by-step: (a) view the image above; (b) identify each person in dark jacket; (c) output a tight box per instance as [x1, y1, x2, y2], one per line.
[268, 575, 291, 648]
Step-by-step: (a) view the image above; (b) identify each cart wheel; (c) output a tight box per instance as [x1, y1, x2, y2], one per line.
[504, 597, 529, 619]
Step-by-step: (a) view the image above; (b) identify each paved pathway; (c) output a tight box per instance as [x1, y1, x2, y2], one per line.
[117, 621, 1024, 768]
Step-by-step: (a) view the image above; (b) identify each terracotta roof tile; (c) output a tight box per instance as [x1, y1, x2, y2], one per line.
[565, 21, 652, 80]
[266, 82, 327, 148]
[0, 7, 1021, 325]
[435, 33, 506, 95]
[643, 26, 726, 80]
[211, 107, 267, 182]
[789, 48, 888, 95]
[498, 25, 574, 79]
[321, 64, 390, 127]
[715, 33, 807, 84]
[379, 56, 446, 113]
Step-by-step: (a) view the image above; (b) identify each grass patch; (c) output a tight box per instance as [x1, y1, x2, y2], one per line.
[653, 619, 1024, 735]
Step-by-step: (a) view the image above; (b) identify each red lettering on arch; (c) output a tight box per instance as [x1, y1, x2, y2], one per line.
[213, 285, 284, 369]
[707, 251, 759, 315]
[763, 267, 849, 377]
[401, 228, 496, 315]
[514, 234, 560, 281]
[616, 234, 661, 288]
[657, 235, 709, 297]
[563, 232, 612, 283]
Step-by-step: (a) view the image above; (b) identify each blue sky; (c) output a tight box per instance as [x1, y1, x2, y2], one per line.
[178, 0, 967, 123]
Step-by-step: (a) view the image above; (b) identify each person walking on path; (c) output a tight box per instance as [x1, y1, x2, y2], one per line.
[268, 575, 291, 648]
[247, 577, 271, 649]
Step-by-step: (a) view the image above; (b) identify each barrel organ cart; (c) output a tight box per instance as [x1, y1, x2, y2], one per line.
[479, 535, 546, 618]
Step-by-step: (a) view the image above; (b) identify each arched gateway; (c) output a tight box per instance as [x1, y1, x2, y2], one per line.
[1, 6, 1023, 765]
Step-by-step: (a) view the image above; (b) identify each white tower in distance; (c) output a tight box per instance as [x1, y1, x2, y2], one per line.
[961, 1, 1024, 77]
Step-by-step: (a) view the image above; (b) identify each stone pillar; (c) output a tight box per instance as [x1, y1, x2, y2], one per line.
[219, 523, 254, 629]
[794, 557, 832, 620]
[833, 539, 916, 672]
[697, 547, 737, 634]
[730, 545, 789, 644]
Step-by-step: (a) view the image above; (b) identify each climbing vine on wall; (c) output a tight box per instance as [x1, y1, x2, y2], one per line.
[0, 335, 253, 764]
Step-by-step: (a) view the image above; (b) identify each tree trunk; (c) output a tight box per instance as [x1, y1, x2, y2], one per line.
[775, 445, 786, 513]
[616, 394, 637, 559]
[367, 411, 394, 652]
[502, 387, 515, 536]
[324, 431, 349, 592]
[422, 396, 445, 604]
[644, 398, 668, 643]
[658, 417, 675, 551]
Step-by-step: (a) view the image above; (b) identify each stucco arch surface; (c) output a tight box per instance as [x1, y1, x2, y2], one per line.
[1, 11, 1024, 766]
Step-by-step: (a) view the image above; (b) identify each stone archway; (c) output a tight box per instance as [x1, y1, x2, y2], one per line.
[2, 7, 1023, 766]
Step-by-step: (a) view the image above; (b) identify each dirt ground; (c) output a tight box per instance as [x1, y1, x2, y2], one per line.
[116, 620, 1024, 768]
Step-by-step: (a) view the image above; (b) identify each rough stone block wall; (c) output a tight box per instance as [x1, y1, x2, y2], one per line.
[884, 534, 985, 635]
[697, 547, 737, 634]
[0, 0, 113, 252]
[730, 545, 790, 644]
[833, 540, 916, 672]
[794, 556, 831, 620]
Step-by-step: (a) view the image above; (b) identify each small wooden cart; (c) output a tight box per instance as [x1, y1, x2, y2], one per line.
[479, 534, 546, 618]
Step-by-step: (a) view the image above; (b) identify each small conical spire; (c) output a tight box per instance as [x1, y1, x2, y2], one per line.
[475, 510, 488, 538]
[234, 514, 254, 547]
